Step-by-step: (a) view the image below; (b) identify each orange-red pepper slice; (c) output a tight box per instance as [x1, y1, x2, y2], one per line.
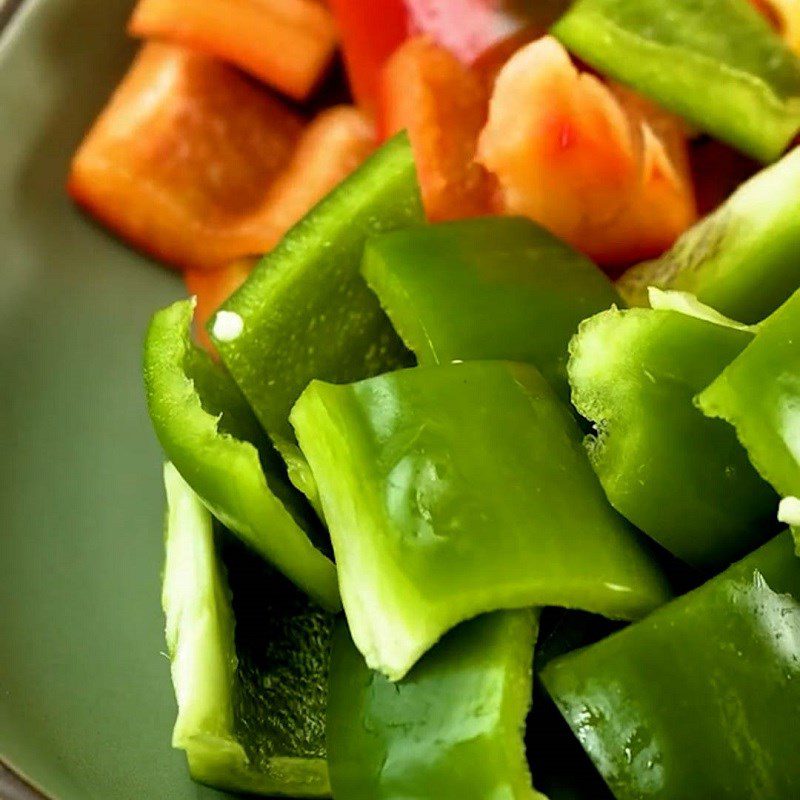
[128, 0, 337, 100]
[68, 44, 302, 272]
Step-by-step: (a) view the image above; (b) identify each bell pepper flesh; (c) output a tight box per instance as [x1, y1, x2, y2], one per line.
[378, 37, 492, 221]
[618, 148, 800, 323]
[162, 463, 331, 796]
[361, 216, 620, 401]
[144, 298, 340, 610]
[291, 361, 670, 680]
[128, 0, 337, 101]
[541, 530, 800, 800]
[698, 289, 800, 498]
[552, 0, 800, 162]
[211, 133, 424, 444]
[569, 306, 778, 567]
[327, 610, 545, 800]
[67, 44, 303, 272]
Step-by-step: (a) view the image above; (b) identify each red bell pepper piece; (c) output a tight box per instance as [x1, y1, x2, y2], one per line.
[68, 44, 302, 272]
[128, 0, 338, 100]
[379, 37, 492, 221]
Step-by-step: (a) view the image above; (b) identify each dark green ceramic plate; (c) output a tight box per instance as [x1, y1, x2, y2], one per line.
[0, 3, 612, 798]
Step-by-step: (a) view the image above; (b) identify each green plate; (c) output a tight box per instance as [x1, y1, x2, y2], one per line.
[0, 2, 612, 798]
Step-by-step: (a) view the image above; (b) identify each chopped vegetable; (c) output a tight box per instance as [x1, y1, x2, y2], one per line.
[144, 298, 339, 610]
[68, 44, 302, 271]
[361, 216, 620, 401]
[541, 530, 800, 800]
[698, 288, 800, 498]
[327, 610, 545, 800]
[477, 37, 696, 270]
[750, 0, 800, 53]
[569, 305, 778, 567]
[162, 463, 332, 796]
[618, 147, 800, 324]
[553, 0, 800, 162]
[128, 0, 337, 101]
[379, 37, 492, 221]
[291, 361, 670, 680]
[211, 133, 424, 443]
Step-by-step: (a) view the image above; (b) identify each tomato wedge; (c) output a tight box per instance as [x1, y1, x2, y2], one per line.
[68, 44, 302, 272]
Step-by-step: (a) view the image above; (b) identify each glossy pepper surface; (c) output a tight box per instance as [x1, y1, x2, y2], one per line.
[144, 298, 339, 610]
[362, 216, 620, 401]
[211, 133, 423, 444]
[618, 148, 800, 324]
[327, 610, 545, 800]
[541, 530, 800, 800]
[569, 306, 778, 567]
[162, 464, 331, 797]
[698, 288, 800, 498]
[553, 0, 800, 162]
[291, 361, 670, 680]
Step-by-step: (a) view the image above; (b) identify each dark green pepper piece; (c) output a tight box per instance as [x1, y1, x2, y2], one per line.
[552, 0, 800, 161]
[541, 530, 800, 800]
[361, 216, 620, 401]
[569, 305, 777, 567]
[327, 610, 545, 800]
[291, 360, 670, 680]
[210, 132, 423, 444]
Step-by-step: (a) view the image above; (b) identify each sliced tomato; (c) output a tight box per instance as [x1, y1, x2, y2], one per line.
[68, 44, 302, 272]
[128, 0, 337, 101]
[476, 36, 697, 271]
[380, 37, 492, 221]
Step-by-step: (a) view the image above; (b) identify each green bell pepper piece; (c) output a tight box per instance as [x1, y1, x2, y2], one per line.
[698, 288, 800, 498]
[617, 148, 800, 323]
[144, 299, 339, 611]
[291, 360, 670, 680]
[541, 530, 800, 800]
[327, 610, 545, 800]
[552, 0, 800, 162]
[361, 216, 620, 402]
[211, 132, 424, 444]
[569, 305, 778, 567]
[162, 463, 331, 797]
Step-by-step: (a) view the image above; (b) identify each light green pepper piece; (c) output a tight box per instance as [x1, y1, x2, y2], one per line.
[291, 361, 670, 680]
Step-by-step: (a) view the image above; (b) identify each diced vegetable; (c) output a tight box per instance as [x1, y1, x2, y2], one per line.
[379, 37, 492, 221]
[327, 610, 545, 800]
[569, 306, 777, 567]
[697, 289, 800, 498]
[618, 147, 800, 323]
[162, 463, 331, 796]
[68, 44, 301, 271]
[128, 0, 337, 100]
[144, 299, 339, 610]
[361, 216, 620, 401]
[291, 361, 670, 680]
[552, 0, 800, 162]
[211, 133, 424, 443]
[477, 37, 696, 270]
[541, 530, 800, 800]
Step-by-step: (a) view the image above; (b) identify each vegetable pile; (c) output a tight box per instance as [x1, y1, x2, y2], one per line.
[70, 0, 800, 797]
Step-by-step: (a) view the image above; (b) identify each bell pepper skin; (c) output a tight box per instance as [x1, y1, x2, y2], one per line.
[618, 148, 800, 323]
[144, 298, 340, 610]
[698, 289, 800, 498]
[291, 361, 670, 680]
[211, 133, 424, 444]
[361, 216, 620, 401]
[327, 610, 545, 800]
[569, 306, 778, 567]
[541, 530, 800, 800]
[128, 0, 337, 101]
[68, 44, 303, 272]
[162, 463, 331, 796]
[552, 0, 800, 162]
